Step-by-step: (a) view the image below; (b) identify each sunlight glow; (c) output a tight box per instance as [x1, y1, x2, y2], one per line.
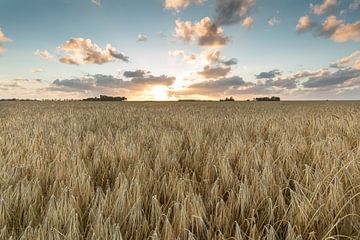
[146, 86, 169, 101]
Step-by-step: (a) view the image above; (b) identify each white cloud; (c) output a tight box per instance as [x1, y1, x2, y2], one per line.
[296, 15, 313, 32]
[215, 0, 256, 26]
[35, 50, 54, 60]
[320, 16, 360, 42]
[169, 50, 198, 64]
[330, 50, 360, 69]
[137, 34, 148, 42]
[268, 16, 281, 27]
[0, 28, 11, 53]
[57, 38, 129, 65]
[175, 17, 229, 48]
[164, 0, 204, 10]
[91, 0, 101, 7]
[31, 68, 43, 73]
[310, 0, 337, 15]
[242, 16, 254, 28]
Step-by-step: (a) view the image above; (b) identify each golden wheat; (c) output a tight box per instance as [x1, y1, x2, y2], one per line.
[1, 101, 360, 239]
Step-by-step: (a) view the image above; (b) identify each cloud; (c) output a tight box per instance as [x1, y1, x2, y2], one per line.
[318, 16, 360, 42]
[171, 76, 253, 97]
[0, 28, 11, 53]
[310, 0, 337, 15]
[13, 78, 42, 84]
[171, 74, 299, 98]
[256, 69, 281, 79]
[175, 17, 229, 48]
[330, 50, 360, 69]
[282, 68, 331, 81]
[215, 0, 256, 26]
[268, 16, 281, 27]
[222, 58, 238, 66]
[354, 60, 360, 70]
[35, 50, 54, 60]
[203, 49, 221, 64]
[296, 15, 314, 32]
[137, 34, 148, 42]
[187, 76, 248, 91]
[164, 0, 204, 10]
[31, 68, 43, 73]
[107, 48, 129, 62]
[263, 78, 298, 89]
[123, 70, 149, 78]
[302, 68, 360, 88]
[350, 0, 360, 10]
[50, 72, 176, 93]
[0, 78, 43, 92]
[169, 50, 198, 64]
[202, 49, 237, 65]
[242, 16, 254, 28]
[57, 38, 129, 65]
[197, 65, 231, 79]
[195, 50, 237, 79]
[91, 0, 101, 7]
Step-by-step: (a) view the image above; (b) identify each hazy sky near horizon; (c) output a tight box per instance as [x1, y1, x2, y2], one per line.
[0, 0, 359, 100]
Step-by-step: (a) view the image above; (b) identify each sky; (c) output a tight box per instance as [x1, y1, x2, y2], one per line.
[0, 0, 359, 100]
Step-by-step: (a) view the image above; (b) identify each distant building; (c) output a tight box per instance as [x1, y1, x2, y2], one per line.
[254, 96, 281, 102]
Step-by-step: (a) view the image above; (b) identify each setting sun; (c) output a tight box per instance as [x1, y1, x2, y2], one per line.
[146, 86, 169, 101]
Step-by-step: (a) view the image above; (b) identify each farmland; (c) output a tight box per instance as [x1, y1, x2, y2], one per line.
[1, 101, 360, 239]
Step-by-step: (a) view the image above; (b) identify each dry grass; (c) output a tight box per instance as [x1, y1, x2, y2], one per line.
[1, 101, 360, 239]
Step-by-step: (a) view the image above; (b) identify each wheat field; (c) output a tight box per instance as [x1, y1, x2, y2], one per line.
[1, 101, 360, 239]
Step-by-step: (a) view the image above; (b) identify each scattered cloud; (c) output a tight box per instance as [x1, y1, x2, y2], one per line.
[164, 0, 205, 11]
[91, 0, 101, 7]
[256, 69, 281, 79]
[303, 68, 360, 88]
[268, 16, 281, 27]
[50, 72, 176, 93]
[31, 68, 43, 73]
[0, 28, 11, 53]
[186, 76, 249, 92]
[242, 16, 254, 28]
[296, 15, 314, 32]
[137, 34, 148, 42]
[318, 16, 360, 42]
[354, 59, 360, 70]
[310, 0, 337, 15]
[222, 58, 238, 66]
[57, 38, 129, 65]
[203, 49, 222, 64]
[263, 78, 298, 89]
[35, 50, 54, 60]
[169, 50, 198, 64]
[14, 78, 42, 84]
[330, 50, 360, 69]
[202, 49, 237, 66]
[350, 0, 360, 10]
[281, 68, 331, 81]
[123, 69, 150, 78]
[215, 0, 256, 26]
[175, 17, 229, 48]
[197, 65, 231, 79]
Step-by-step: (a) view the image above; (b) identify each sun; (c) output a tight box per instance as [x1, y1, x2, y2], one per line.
[147, 86, 169, 101]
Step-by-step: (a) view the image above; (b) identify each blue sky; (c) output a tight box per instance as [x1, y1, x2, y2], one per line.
[0, 0, 359, 100]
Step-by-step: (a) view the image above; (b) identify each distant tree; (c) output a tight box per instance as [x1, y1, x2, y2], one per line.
[220, 96, 235, 102]
[83, 95, 127, 102]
